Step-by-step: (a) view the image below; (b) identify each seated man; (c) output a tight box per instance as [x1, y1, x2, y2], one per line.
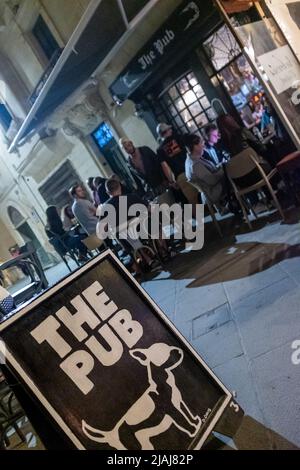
[203, 124, 229, 166]
[97, 179, 168, 267]
[70, 184, 98, 235]
[185, 134, 229, 215]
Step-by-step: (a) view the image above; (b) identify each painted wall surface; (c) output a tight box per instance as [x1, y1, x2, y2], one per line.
[0, 0, 184, 259]
[40, 0, 91, 44]
[0, 218, 18, 261]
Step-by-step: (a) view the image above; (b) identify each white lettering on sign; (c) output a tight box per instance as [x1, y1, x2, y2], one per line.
[137, 29, 175, 71]
[138, 50, 156, 71]
[60, 350, 95, 395]
[154, 29, 175, 56]
[30, 281, 144, 394]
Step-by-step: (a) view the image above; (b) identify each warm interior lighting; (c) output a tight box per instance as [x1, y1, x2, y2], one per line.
[220, 0, 254, 14]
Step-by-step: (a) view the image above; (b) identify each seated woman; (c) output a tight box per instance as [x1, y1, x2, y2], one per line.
[217, 114, 275, 211]
[61, 205, 77, 231]
[184, 134, 229, 214]
[45, 206, 88, 261]
[217, 113, 267, 157]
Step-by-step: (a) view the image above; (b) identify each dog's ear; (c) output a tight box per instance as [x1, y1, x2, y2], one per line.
[130, 348, 147, 365]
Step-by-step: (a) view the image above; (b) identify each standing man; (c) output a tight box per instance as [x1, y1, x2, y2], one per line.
[119, 137, 167, 198]
[70, 184, 98, 235]
[156, 123, 198, 206]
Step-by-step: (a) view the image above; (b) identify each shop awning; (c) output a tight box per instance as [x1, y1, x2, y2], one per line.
[8, 0, 155, 151]
[110, 0, 219, 103]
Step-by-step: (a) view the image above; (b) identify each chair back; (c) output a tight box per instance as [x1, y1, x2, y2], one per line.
[81, 234, 104, 251]
[189, 180, 203, 194]
[226, 148, 259, 179]
[189, 180, 211, 206]
[154, 190, 176, 206]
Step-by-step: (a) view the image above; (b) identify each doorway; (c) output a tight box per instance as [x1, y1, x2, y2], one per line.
[92, 121, 135, 190]
[7, 206, 50, 267]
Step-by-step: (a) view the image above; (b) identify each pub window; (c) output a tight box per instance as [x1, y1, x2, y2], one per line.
[32, 15, 60, 61]
[202, 24, 264, 116]
[203, 24, 241, 72]
[157, 71, 216, 135]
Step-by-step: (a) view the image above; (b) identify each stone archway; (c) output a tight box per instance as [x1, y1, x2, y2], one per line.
[7, 206, 50, 266]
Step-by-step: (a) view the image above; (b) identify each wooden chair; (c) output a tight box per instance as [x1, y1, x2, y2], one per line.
[81, 234, 104, 255]
[189, 181, 223, 238]
[225, 148, 285, 229]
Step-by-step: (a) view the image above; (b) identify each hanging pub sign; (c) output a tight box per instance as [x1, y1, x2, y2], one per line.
[109, 0, 216, 103]
[0, 251, 233, 450]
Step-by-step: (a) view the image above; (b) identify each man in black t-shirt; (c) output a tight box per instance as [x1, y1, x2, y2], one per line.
[156, 123, 198, 206]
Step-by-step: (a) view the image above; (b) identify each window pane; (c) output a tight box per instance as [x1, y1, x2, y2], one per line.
[169, 104, 178, 117]
[187, 72, 198, 87]
[186, 120, 198, 133]
[194, 84, 204, 98]
[195, 113, 208, 127]
[200, 97, 210, 109]
[174, 115, 184, 127]
[174, 98, 185, 112]
[183, 90, 197, 105]
[177, 78, 190, 94]
[203, 24, 241, 71]
[92, 122, 114, 148]
[0, 104, 12, 131]
[180, 109, 192, 123]
[32, 15, 60, 61]
[189, 101, 203, 116]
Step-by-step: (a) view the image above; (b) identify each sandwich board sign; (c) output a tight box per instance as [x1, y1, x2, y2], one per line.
[0, 251, 233, 450]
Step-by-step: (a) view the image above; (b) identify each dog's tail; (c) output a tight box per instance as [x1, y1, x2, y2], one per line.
[82, 420, 125, 449]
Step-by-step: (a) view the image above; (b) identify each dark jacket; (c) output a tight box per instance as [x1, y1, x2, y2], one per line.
[227, 128, 267, 156]
[128, 146, 166, 195]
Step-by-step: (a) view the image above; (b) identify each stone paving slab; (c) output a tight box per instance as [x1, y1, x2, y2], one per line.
[223, 264, 287, 305]
[175, 280, 228, 321]
[213, 355, 264, 424]
[192, 303, 231, 339]
[251, 339, 300, 448]
[192, 320, 243, 369]
[231, 276, 300, 359]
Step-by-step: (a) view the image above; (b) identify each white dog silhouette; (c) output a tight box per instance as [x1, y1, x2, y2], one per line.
[82, 343, 201, 449]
